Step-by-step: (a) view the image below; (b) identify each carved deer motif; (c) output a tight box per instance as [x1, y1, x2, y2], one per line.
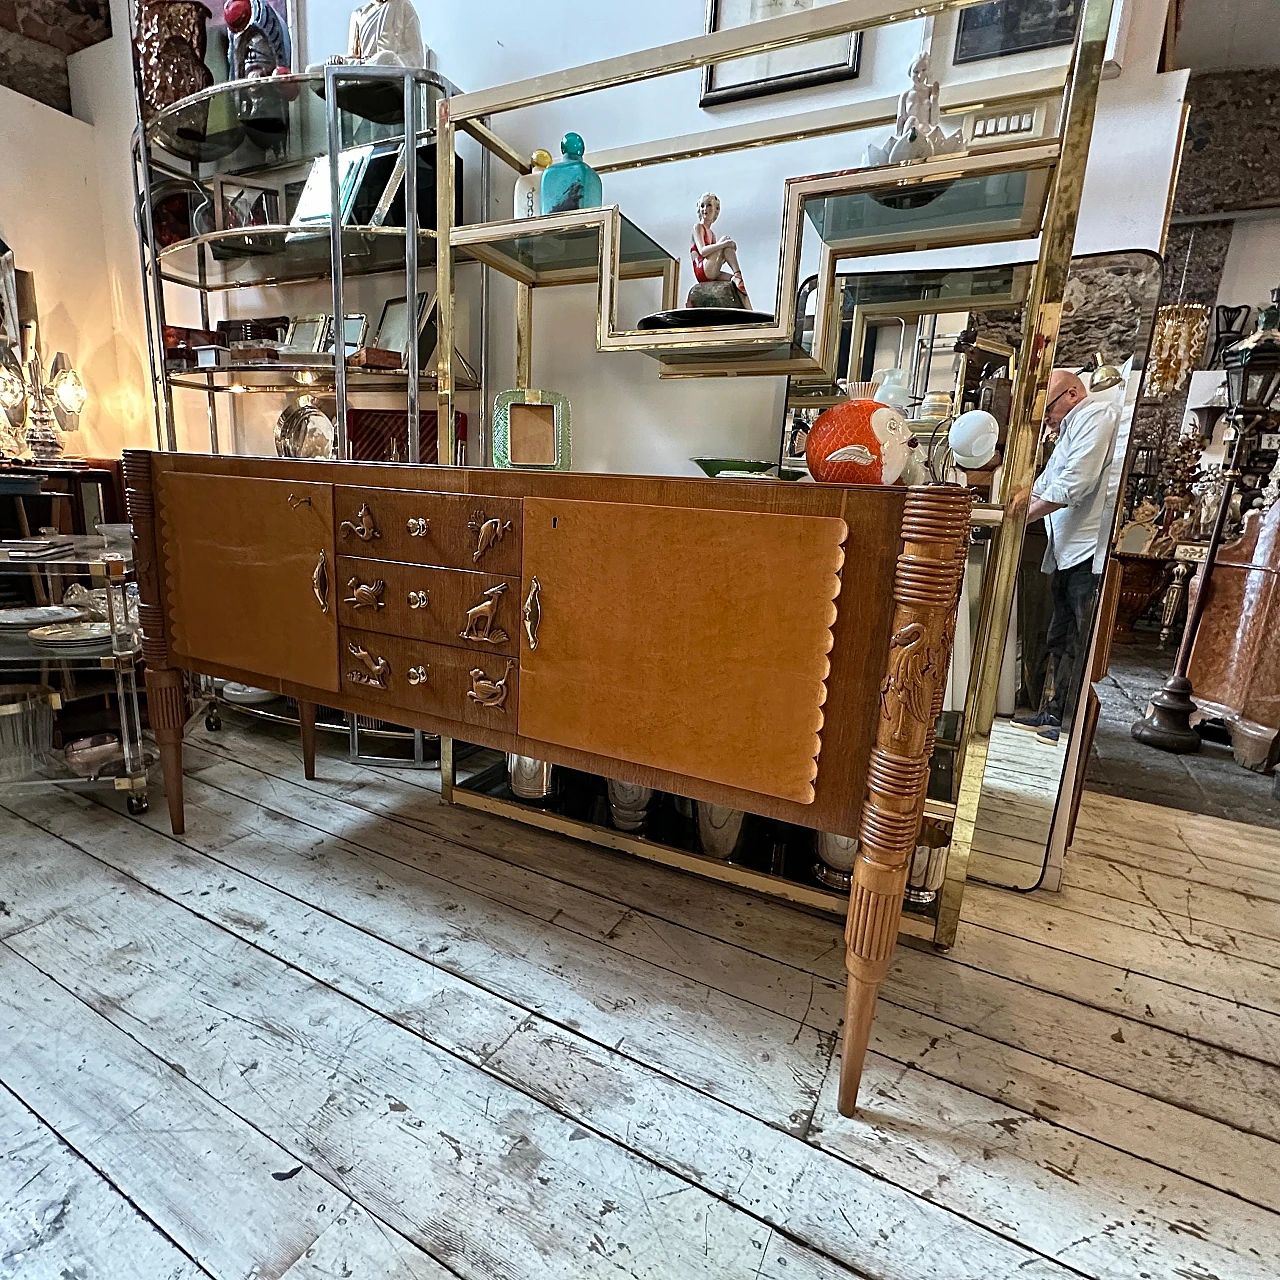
[467, 658, 515, 710]
[343, 577, 386, 610]
[345, 641, 390, 689]
[459, 583, 510, 644]
[340, 503, 381, 542]
[469, 511, 513, 563]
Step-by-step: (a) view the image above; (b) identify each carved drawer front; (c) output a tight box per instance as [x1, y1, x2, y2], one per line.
[335, 486, 521, 575]
[337, 557, 520, 657]
[339, 626, 518, 734]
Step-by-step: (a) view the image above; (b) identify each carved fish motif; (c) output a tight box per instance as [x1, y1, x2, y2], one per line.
[468, 511, 513, 563]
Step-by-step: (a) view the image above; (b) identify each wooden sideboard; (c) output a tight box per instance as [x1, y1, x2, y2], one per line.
[124, 450, 971, 1112]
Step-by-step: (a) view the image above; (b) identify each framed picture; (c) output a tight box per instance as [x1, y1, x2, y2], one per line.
[954, 0, 1081, 65]
[701, 0, 861, 107]
[321, 314, 369, 357]
[282, 315, 327, 354]
[287, 145, 375, 233]
[373, 291, 437, 366]
[493, 389, 571, 471]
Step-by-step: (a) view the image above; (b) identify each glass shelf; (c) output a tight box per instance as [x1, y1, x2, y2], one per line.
[0, 634, 140, 670]
[146, 71, 449, 177]
[0, 537, 132, 577]
[167, 363, 479, 394]
[454, 207, 676, 286]
[157, 225, 436, 290]
[803, 161, 1052, 255]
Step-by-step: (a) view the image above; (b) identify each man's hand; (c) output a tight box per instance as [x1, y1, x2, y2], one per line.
[1007, 485, 1031, 517]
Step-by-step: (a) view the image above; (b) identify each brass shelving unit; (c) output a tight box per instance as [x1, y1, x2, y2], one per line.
[427, 0, 1117, 944]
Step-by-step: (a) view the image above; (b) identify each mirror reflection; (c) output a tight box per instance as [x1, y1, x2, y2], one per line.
[783, 249, 1164, 892]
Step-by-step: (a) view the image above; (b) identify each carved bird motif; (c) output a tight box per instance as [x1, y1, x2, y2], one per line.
[467, 658, 515, 709]
[468, 511, 513, 563]
[880, 621, 939, 743]
[344, 577, 386, 610]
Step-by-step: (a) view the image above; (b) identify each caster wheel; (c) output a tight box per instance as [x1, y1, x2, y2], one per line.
[205, 710, 222, 732]
[127, 794, 150, 815]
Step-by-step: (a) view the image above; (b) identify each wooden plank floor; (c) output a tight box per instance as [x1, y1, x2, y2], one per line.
[3, 717, 1280, 1279]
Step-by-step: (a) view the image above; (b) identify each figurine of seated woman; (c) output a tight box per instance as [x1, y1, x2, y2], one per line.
[326, 0, 426, 67]
[688, 193, 752, 310]
[865, 53, 963, 167]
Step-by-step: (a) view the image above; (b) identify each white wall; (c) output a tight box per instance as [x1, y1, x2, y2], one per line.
[1216, 215, 1280, 313]
[28, 0, 1188, 469]
[0, 83, 131, 456]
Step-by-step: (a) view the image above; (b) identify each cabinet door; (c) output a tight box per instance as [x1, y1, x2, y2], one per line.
[518, 498, 847, 805]
[158, 473, 340, 692]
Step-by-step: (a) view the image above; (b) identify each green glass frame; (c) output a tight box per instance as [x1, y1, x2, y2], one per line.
[492, 389, 572, 471]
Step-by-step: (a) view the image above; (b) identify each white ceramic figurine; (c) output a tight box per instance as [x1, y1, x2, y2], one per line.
[864, 53, 964, 167]
[331, 0, 426, 67]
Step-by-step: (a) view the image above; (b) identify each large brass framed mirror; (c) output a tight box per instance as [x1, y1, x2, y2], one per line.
[783, 248, 1164, 896]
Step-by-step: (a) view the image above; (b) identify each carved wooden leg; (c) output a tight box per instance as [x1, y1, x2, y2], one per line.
[298, 700, 317, 780]
[145, 667, 187, 835]
[840, 487, 971, 1116]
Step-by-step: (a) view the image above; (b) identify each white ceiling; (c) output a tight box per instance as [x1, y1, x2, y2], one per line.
[1172, 0, 1280, 70]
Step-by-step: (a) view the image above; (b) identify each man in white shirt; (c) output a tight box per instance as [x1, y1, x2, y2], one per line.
[1013, 369, 1120, 741]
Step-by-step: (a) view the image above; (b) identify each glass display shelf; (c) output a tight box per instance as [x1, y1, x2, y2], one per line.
[0, 634, 140, 670]
[157, 225, 436, 291]
[166, 363, 479, 394]
[802, 159, 1053, 255]
[453, 207, 676, 286]
[0, 537, 132, 576]
[146, 71, 450, 176]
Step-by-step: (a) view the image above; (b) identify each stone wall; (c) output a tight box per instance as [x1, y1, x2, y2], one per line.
[0, 0, 113, 113]
[1175, 70, 1280, 219]
[0, 26, 68, 112]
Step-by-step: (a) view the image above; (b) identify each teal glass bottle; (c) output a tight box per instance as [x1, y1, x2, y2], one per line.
[540, 133, 603, 215]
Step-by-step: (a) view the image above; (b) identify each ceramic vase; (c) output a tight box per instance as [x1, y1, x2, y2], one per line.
[814, 831, 859, 891]
[696, 803, 745, 860]
[134, 0, 215, 122]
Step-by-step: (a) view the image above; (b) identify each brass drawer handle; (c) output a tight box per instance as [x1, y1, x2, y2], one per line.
[522, 576, 541, 651]
[406, 517, 430, 537]
[312, 550, 329, 613]
[407, 590, 430, 610]
[343, 577, 385, 610]
[346, 641, 389, 689]
[407, 665, 429, 686]
[288, 493, 312, 509]
[340, 503, 380, 542]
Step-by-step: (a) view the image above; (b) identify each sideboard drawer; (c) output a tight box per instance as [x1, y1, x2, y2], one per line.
[340, 626, 518, 734]
[337, 556, 520, 657]
[335, 486, 521, 575]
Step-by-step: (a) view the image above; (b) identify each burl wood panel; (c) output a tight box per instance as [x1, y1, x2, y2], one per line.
[157, 473, 340, 693]
[335, 486, 522, 576]
[1189, 502, 1280, 730]
[337, 557, 521, 658]
[519, 497, 847, 805]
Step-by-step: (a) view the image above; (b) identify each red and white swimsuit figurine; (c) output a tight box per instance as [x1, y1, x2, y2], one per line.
[805, 397, 916, 485]
[690, 194, 752, 309]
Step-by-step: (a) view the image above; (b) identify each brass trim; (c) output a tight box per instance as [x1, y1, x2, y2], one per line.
[407, 589, 430, 610]
[345, 641, 390, 689]
[406, 517, 431, 537]
[312, 550, 329, 614]
[469, 511, 514, 563]
[522, 576, 541, 651]
[287, 493, 312, 509]
[460, 583, 511, 644]
[407, 665, 429, 686]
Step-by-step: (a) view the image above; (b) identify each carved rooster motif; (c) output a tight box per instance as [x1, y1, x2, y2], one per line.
[467, 658, 515, 710]
[459, 583, 509, 644]
[343, 577, 386, 610]
[880, 621, 939, 744]
[346, 641, 390, 689]
[469, 511, 513, 563]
